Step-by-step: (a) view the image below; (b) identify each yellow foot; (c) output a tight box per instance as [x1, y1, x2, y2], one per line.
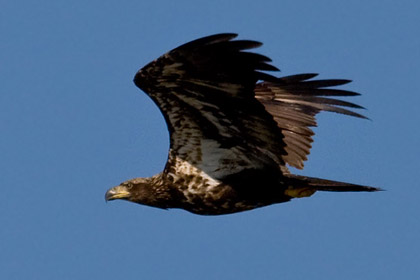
[285, 187, 316, 198]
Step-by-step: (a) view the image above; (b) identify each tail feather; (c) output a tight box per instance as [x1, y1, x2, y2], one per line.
[286, 174, 381, 192]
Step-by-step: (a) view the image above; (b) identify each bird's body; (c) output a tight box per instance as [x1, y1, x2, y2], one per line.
[105, 33, 379, 215]
[123, 165, 292, 215]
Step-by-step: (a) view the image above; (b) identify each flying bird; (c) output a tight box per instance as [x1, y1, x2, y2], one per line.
[105, 33, 379, 215]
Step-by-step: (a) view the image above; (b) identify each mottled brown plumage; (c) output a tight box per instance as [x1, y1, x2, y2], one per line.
[105, 33, 379, 215]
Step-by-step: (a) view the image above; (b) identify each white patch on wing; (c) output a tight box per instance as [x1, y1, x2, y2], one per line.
[157, 90, 265, 179]
[173, 90, 240, 138]
[197, 139, 254, 178]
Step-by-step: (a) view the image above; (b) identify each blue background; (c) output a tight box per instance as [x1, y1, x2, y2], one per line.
[1, 1, 419, 279]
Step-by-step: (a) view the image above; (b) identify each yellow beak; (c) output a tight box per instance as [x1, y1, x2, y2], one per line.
[105, 185, 131, 201]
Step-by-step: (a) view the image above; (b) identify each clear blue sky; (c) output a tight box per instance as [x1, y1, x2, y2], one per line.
[1, 1, 419, 279]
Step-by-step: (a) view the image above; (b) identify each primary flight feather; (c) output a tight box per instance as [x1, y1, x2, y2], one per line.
[105, 33, 379, 215]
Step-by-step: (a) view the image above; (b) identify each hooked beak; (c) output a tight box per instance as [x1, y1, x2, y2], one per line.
[105, 185, 131, 202]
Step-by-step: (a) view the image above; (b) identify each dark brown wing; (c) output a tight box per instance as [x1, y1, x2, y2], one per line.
[133, 34, 287, 179]
[255, 73, 366, 169]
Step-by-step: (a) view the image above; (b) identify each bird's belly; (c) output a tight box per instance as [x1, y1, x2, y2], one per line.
[180, 188, 264, 215]
[173, 181, 288, 215]
[165, 161, 290, 215]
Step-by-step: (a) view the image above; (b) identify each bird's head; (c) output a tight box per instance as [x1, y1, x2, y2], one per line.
[105, 177, 155, 204]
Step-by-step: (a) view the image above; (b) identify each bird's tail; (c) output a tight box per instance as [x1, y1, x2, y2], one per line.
[284, 174, 381, 198]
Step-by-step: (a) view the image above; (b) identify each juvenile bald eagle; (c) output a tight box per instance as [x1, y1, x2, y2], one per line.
[105, 33, 378, 215]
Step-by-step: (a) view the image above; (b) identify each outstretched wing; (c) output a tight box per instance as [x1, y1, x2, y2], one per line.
[255, 74, 366, 169]
[133, 34, 286, 179]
